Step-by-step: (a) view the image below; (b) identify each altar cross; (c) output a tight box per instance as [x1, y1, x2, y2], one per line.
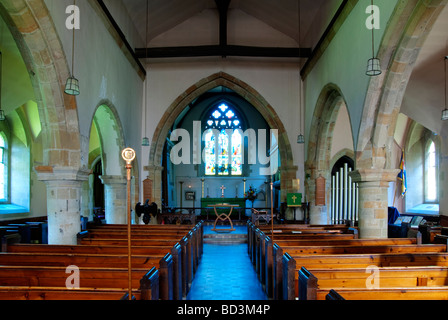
[220, 185, 226, 198]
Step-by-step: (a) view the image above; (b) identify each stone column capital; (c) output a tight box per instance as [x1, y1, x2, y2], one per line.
[34, 166, 91, 183]
[349, 168, 400, 186]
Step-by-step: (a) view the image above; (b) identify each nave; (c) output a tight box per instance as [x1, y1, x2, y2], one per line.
[187, 225, 267, 301]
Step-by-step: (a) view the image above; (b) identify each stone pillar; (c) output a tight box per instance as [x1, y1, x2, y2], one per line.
[35, 166, 90, 245]
[145, 165, 164, 208]
[100, 175, 127, 224]
[306, 179, 329, 225]
[279, 165, 298, 221]
[349, 169, 399, 239]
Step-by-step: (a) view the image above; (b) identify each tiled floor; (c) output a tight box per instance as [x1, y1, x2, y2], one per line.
[187, 226, 267, 301]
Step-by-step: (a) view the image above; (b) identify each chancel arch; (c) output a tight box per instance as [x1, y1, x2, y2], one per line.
[148, 72, 296, 208]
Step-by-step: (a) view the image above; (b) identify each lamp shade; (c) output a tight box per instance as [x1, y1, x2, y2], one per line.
[64, 76, 80, 96]
[142, 137, 150, 146]
[442, 109, 448, 121]
[366, 58, 382, 76]
[297, 134, 305, 144]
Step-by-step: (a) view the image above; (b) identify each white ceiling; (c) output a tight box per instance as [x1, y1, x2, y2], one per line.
[120, 0, 343, 49]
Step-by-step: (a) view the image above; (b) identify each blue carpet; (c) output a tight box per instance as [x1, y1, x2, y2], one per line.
[187, 226, 267, 300]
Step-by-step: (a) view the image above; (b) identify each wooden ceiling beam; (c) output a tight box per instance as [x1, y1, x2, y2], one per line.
[135, 45, 311, 59]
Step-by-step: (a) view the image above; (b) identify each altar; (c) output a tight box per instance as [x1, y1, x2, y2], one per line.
[200, 198, 246, 217]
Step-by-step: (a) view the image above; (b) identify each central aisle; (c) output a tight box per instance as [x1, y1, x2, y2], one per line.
[186, 225, 268, 300]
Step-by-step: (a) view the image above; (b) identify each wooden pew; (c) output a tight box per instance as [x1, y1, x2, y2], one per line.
[270, 240, 442, 300]
[283, 251, 448, 300]
[0, 251, 174, 300]
[0, 222, 203, 300]
[315, 287, 448, 300]
[0, 286, 142, 300]
[248, 221, 357, 279]
[247, 222, 360, 299]
[0, 265, 159, 300]
[7, 243, 182, 300]
[78, 222, 204, 298]
[301, 265, 448, 291]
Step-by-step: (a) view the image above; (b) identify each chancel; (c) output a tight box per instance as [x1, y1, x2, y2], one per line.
[0, 0, 448, 302]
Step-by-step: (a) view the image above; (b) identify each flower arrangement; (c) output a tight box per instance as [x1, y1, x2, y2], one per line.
[244, 185, 257, 201]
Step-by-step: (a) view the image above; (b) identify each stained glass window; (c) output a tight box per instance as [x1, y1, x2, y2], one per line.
[204, 103, 243, 176]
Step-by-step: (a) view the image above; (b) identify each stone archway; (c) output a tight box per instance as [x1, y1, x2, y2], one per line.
[305, 83, 353, 224]
[354, 0, 447, 238]
[0, 0, 86, 244]
[147, 72, 297, 207]
[90, 101, 131, 224]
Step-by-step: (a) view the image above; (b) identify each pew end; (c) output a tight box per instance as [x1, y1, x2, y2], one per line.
[326, 289, 345, 300]
[140, 267, 160, 300]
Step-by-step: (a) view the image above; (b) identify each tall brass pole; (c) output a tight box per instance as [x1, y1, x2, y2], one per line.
[122, 148, 136, 300]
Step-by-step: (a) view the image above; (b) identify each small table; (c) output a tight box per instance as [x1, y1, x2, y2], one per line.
[209, 204, 239, 232]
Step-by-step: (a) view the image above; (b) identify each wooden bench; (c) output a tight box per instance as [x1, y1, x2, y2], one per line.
[0, 286, 143, 300]
[78, 222, 204, 297]
[0, 265, 158, 300]
[0, 251, 174, 300]
[298, 266, 448, 300]
[0, 222, 203, 300]
[247, 221, 357, 273]
[282, 251, 448, 300]
[247, 221, 360, 299]
[315, 287, 448, 300]
[7, 243, 181, 300]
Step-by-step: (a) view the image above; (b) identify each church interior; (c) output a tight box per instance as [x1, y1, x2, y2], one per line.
[0, 0, 448, 301]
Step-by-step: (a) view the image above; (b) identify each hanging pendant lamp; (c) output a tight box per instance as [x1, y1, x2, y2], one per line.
[142, 0, 150, 146]
[366, 0, 381, 76]
[65, 0, 80, 95]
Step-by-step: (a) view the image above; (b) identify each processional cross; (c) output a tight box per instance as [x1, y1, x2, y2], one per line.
[220, 185, 226, 198]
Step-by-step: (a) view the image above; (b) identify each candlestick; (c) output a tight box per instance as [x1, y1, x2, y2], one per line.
[201, 178, 205, 199]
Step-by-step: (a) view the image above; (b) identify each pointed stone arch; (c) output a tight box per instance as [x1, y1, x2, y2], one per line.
[357, 0, 447, 169]
[0, 0, 87, 244]
[147, 72, 296, 206]
[0, 0, 82, 168]
[353, 0, 447, 238]
[305, 83, 354, 224]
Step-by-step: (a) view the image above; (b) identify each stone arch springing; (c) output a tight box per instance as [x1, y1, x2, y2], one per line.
[148, 72, 296, 206]
[357, 0, 448, 170]
[90, 101, 126, 177]
[0, 0, 82, 168]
